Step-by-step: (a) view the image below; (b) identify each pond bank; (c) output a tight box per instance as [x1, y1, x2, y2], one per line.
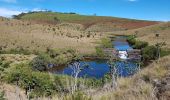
[49, 36, 141, 78]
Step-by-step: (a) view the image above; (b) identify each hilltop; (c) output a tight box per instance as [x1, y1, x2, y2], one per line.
[13, 11, 159, 32]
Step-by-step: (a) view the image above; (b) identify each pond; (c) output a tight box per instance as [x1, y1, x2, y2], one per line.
[49, 36, 139, 79]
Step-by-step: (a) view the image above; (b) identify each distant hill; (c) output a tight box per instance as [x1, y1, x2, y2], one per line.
[13, 11, 159, 32]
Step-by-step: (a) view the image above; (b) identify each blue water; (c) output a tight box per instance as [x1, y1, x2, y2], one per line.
[55, 60, 109, 79]
[113, 36, 133, 51]
[50, 36, 138, 79]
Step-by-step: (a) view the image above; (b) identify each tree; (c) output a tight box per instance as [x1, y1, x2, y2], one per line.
[107, 55, 119, 90]
[155, 32, 166, 59]
[155, 42, 166, 59]
[69, 61, 88, 94]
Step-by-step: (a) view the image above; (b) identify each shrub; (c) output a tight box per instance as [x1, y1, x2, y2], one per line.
[101, 38, 112, 48]
[95, 47, 105, 57]
[127, 35, 148, 49]
[133, 41, 148, 49]
[142, 46, 157, 61]
[4, 63, 56, 97]
[31, 53, 51, 71]
[127, 35, 136, 45]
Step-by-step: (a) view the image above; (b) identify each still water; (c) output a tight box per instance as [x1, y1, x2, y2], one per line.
[49, 36, 138, 78]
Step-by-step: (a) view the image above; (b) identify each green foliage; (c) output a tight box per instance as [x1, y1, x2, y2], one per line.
[160, 49, 170, 57]
[95, 47, 105, 57]
[0, 60, 11, 69]
[31, 48, 79, 71]
[0, 91, 5, 100]
[3, 62, 103, 98]
[4, 63, 62, 97]
[31, 53, 50, 71]
[101, 38, 112, 48]
[142, 46, 157, 61]
[127, 35, 148, 49]
[127, 35, 136, 45]
[0, 47, 31, 55]
[133, 41, 148, 49]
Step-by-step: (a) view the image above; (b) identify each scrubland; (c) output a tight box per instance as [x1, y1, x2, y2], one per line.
[0, 12, 170, 100]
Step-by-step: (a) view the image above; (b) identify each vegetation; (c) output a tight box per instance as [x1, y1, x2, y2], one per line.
[31, 48, 79, 71]
[127, 35, 170, 63]
[127, 35, 148, 49]
[64, 92, 92, 100]
[95, 47, 105, 57]
[0, 56, 104, 98]
[101, 38, 112, 48]
[12, 11, 157, 30]
[0, 47, 31, 55]
[1, 10, 170, 100]
[0, 91, 5, 100]
[160, 49, 170, 57]
[142, 46, 157, 61]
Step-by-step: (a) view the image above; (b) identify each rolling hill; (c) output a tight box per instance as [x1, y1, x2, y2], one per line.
[0, 12, 165, 55]
[13, 11, 159, 32]
[0, 16, 101, 54]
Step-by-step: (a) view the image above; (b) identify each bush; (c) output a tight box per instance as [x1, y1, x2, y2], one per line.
[133, 41, 148, 49]
[4, 63, 57, 97]
[127, 35, 136, 45]
[95, 47, 105, 57]
[127, 35, 148, 49]
[142, 46, 157, 61]
[31, 53, 51, 71]
[101, 38, 112, 48]
[31, 48, 78, 71]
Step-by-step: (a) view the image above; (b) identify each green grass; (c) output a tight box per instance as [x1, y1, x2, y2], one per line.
[14, 11, 157, 29]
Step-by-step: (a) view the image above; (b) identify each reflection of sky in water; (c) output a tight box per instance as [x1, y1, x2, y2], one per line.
[113, 41, 133, 51]
[52, 60, 138, 79]
[51, 36, 138, 79]
[56, 60, 109, 79]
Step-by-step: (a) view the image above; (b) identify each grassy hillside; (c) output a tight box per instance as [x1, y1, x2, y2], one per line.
[117, 22, 170, 49]
[0, 17, 102, 54]
[92, 55, 170, 100]
[14, 11, 158, 31]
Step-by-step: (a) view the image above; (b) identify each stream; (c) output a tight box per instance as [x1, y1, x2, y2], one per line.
[49, 36, 139, 78]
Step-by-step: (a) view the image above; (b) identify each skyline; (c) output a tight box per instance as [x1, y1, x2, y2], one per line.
[0, 0, 170, 21]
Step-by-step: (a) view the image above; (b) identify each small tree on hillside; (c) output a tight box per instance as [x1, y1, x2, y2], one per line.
[155, 32, 166, 59]
[155, 42, 166, 59]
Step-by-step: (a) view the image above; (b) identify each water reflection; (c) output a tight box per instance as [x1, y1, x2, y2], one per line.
[49, 36, 139, 79]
